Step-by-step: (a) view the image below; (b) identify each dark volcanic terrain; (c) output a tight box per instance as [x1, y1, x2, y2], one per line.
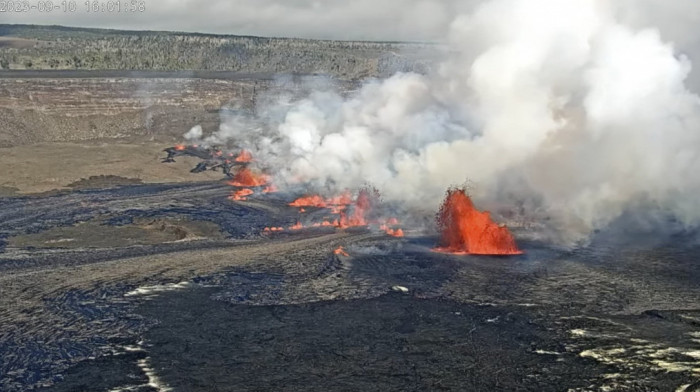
[0, 46, 698, 390]
[0, 180, 698, 391]
[0, 73, 356, 194]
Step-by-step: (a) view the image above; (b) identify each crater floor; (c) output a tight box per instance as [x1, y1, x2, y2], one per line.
[0, 181, 698, 391]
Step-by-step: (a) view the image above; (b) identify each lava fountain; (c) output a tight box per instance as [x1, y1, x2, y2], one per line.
[434, 188, 522, 255]
[235, 150, 253, 163]
[338, 188, 372, 228]
[228, 167, 270, 187]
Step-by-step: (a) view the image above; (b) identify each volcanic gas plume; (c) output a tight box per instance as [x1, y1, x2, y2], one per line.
[178, 0, 700, 244]
[435, 188, 522, 255]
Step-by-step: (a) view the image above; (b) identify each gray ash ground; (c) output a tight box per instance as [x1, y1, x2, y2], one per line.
[0, 181, 699, 391]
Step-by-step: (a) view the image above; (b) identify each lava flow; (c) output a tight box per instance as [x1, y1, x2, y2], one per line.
[382, 226, 404, 237]
[289, 194, 328, 208]
[434, 188, 522, 255]
[226, 149, 277, 201]
[288, 191, 352, 209]
[389, 229, 404, 237]
[235, 150, 253, 163]
[334, 246, 349, 256]
[230, 188, 254, 201]
[338, 188, 372, 228]
[286, 188, 405, 234]
[228, 167, 270, 187]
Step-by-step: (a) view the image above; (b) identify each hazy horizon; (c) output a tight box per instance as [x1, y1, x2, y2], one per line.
[0, 22, 437, 43]
[2, 0, 477, 42]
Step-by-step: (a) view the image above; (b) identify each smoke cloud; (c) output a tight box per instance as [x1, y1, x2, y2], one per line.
[191, 0, 700, 244]
[183, 125, 203, 141]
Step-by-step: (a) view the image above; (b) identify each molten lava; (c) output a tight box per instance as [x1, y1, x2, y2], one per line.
[289, 191, 352, 209]
[334, 246, 349, 257]
[287, 188, 382, 230]
[174, 144, 186, 151]
[381, 218, 405, 237]
[229, 168, 270, 187]
[434, 188, 522, 255]
[230, 188, 254, 201]
[338, 188, 372, 228]
[235, 150, 253, 163]
[327, 191, 352, 206]
[289, 195, 329, 208]
[384, 227, 404, 237]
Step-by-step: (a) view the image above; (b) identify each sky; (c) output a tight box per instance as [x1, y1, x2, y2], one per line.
[2, 0, 478, 41]
[1, 1, 697, 46]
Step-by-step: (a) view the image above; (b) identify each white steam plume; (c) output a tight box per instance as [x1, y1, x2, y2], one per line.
[199, 0, 700, 243]
[183, 125, 203, 141]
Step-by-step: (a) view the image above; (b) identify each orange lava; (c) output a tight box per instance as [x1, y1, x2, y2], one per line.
[334, 246, 349, 257]
[327, 191, 352, 206]
[387, 228, 404, 237]
[289, 191, 352, 209]
[290, 221, 303, 230]
[434, 188, 522, 255]
[289, 195, 328, 208]
[338, 188, 372, 228]
[230, 188, 254, 201]
[264, 227, 284, 232]
[381, 220, 405, 237]
[288, 188, 380, 230]
[235, 150, 253, 163]
[174, 144, 186, 151]
[229, 168, 270, 187]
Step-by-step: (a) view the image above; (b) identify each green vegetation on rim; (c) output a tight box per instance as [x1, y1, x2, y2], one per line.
[0, 24, 438, 79]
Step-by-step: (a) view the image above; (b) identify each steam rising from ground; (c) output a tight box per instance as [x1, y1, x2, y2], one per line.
[192, 0, 700, 244]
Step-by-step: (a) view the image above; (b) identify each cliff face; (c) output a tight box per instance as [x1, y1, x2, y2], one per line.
[0, 25, 439, 79]
[0, 77, 254, 146]
[0, 74, 362, 147]
[0, 25, 440, 147]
